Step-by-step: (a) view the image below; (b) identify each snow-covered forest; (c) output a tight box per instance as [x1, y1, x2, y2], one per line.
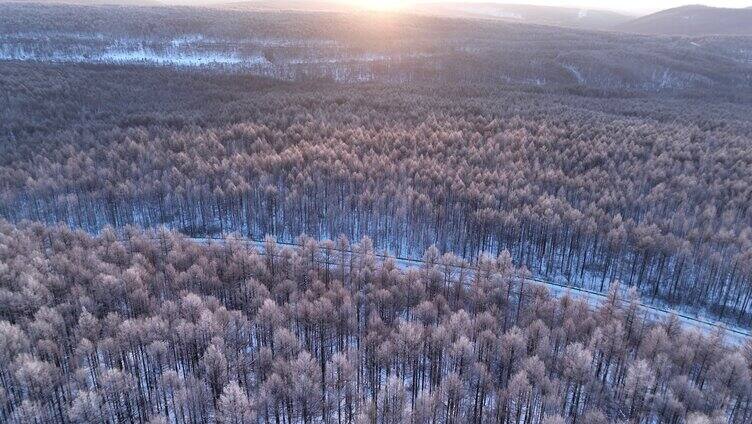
[3, 61, 752, 327]
[1, 222, 751, 424]
[2, 3, 752, 424]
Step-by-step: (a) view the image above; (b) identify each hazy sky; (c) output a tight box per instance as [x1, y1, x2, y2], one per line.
[173, 0, 752, 15]
[342, 0, 751, 14]
[488, 0, 749, 11]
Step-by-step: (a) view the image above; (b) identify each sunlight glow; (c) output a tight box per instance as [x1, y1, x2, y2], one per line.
[351, 0, 409, 11]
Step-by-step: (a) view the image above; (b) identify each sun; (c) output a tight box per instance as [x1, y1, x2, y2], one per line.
[351, 0, 410, 11]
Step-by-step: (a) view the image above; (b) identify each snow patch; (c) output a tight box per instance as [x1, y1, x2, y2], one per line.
[170, 34, 205, 47]
[99, 49, 253, 66]
[0, 45, 267, 68]
[563, 64, 585, 84]
[461, 6, 523, 19]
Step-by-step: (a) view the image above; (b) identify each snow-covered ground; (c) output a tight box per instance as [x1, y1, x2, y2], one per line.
[99, 49, 253, 66]
[187, 236, 750, 346]
[0, 41, 266, 66]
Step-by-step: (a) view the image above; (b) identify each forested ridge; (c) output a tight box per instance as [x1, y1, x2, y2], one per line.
[2, 3, 751, 90]
[1, 222, 751, 424]
[2, 62, 752, 326]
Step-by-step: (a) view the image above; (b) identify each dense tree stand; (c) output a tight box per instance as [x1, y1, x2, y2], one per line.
[0, 223, 750, 423]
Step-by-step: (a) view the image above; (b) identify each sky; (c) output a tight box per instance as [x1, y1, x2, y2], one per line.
[343, 0, 751, 14]
[165, 0, 752, 15]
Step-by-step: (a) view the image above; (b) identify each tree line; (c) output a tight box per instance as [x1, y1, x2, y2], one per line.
[0, 221, 751, 423]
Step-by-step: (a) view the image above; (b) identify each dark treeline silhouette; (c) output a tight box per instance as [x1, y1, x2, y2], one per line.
[0, 221, 750, 424]
[2, 62, 752, 325]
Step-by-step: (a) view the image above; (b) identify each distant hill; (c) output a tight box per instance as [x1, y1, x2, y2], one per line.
[408, 2, 634, 31]
[2, 0, 160, 5]
[616, 5, 752, 36]
[219, 0, 354, 13]
[218, 1, 634, 31]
